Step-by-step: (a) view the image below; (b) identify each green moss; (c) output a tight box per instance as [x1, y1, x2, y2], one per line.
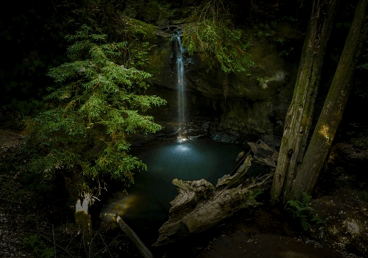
[145, 47, 171, 78]
[248, 190, 263, 204]
[75, 211, 92, 233]
[123, 16, 157, 42]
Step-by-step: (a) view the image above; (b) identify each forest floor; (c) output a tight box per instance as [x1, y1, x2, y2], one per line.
[159, 200, 366, 258]
[1, 128, 368, 258]
[0, 129, 33, 257]
[199, 212, 343, 258]
[196, 205, 364, 258]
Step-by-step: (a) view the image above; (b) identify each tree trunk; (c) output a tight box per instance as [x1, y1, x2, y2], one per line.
[115, 215, 154, 258]
[286, 0, 368, 201]
[270, 0, 338, 203]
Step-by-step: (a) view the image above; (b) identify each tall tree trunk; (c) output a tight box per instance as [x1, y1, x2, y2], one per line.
[286, 0, 368, 201]
[270, 0, 338, 203]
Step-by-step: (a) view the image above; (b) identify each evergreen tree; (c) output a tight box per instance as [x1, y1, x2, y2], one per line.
[26, 25, 166, 197]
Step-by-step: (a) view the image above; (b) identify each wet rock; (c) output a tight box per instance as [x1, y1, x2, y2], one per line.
[187, 128, 207, 136]
[211, 132, 239, 144]
[345, 220, 360, 236]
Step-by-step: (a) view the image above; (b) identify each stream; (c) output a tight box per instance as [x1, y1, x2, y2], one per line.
[100, 138, 244, 245]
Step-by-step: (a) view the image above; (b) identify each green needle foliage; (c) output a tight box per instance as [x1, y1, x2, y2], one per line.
[182, 0, 254, 97]
[26, 25, 166, 195]
[184, 19, 253, 74]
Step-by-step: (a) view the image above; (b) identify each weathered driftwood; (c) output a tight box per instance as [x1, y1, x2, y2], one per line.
[152, 140, 278, 247]
[115, 215, 154, 258]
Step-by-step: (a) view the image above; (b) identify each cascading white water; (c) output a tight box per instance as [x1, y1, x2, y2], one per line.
[174, 32, 186, 142]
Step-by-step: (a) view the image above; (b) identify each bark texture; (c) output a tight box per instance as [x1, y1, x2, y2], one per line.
[271, 0, 338, 203]
[153, 141, 278, 247]
[75, 194, 93, 235]
[287, 0, 368, 200]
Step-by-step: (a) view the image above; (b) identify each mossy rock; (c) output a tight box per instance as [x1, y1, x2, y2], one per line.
[75, 211, 92, 233]
[145, 46, 171, 83]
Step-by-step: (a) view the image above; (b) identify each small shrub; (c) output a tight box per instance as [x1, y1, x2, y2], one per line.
[286, 192, 325, 231]
[23, 234, 54, 258]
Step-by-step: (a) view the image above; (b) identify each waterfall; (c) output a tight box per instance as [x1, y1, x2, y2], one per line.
[174, 32, 186, 142]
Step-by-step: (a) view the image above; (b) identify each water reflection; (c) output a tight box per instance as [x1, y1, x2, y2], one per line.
[177, 136, 188, 143]
[103, 193, 140, 219]
[175, 144, 190, 152]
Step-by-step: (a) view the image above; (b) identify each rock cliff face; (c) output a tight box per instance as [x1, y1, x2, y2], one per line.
[144, 25, 299, 147]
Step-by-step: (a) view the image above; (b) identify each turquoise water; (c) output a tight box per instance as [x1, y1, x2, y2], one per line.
[100, 138, 244, 244]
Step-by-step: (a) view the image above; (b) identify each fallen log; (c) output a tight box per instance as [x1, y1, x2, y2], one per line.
[115, 215, 154, 258]
[152, 140, 278, 247]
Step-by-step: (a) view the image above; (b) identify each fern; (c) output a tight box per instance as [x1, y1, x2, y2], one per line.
[286, 192, 324, 231]
[301, 192, 313, 204]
